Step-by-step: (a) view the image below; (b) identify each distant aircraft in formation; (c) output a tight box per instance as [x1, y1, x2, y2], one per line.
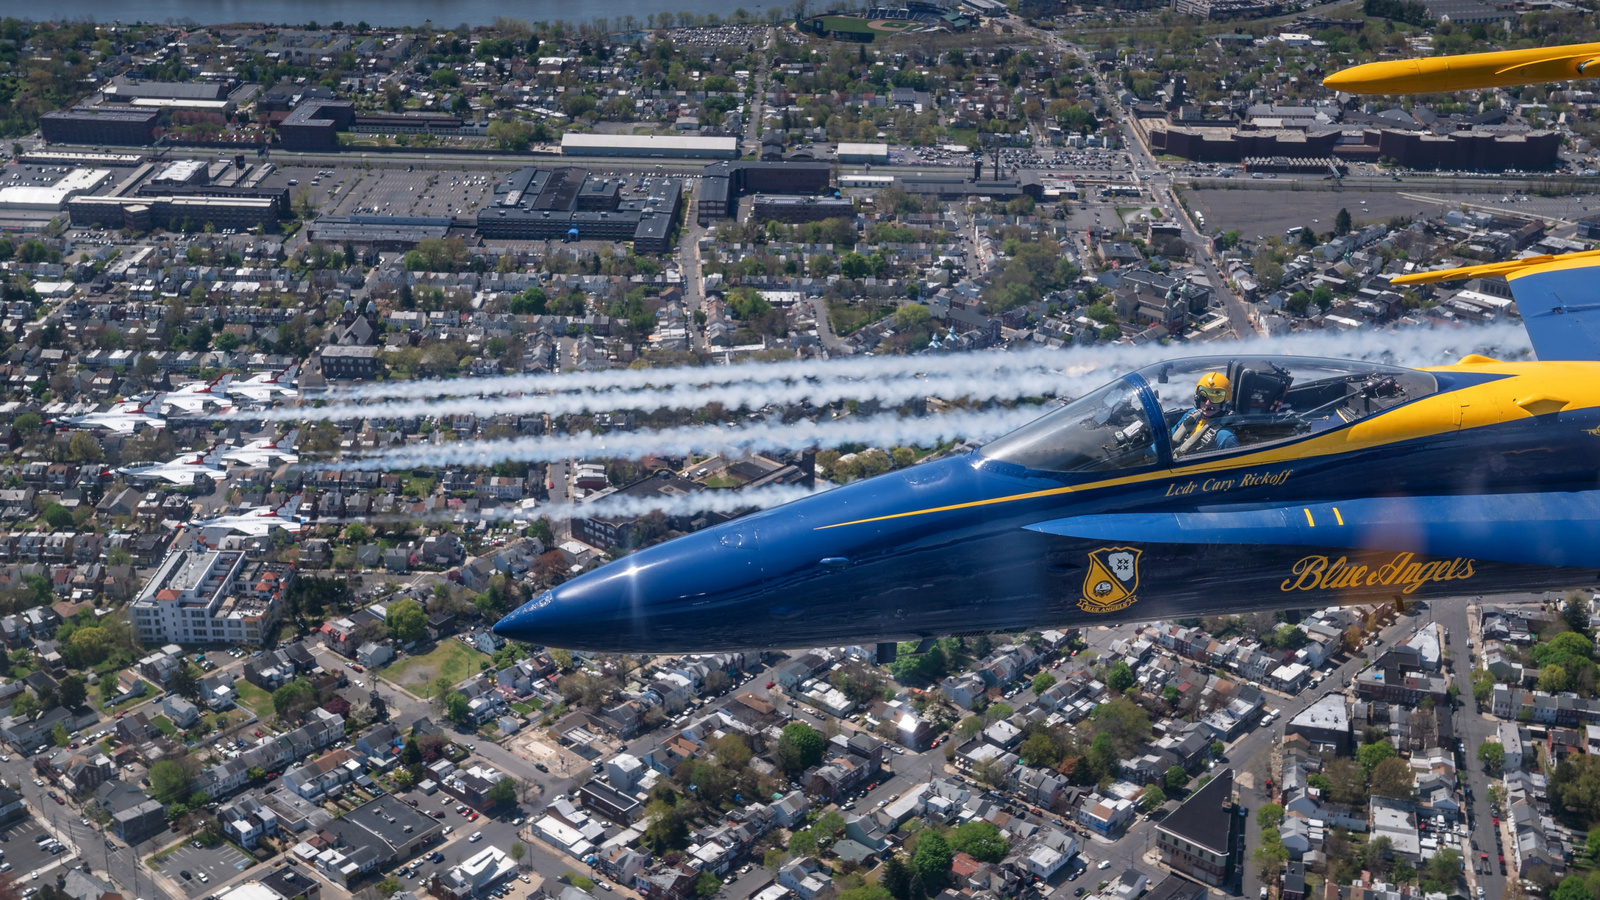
[494, 46, 1600, 652]
[220, 429, 301, 468]
[193, 494, 305, 542]
[51, 367, 300, 435]
[226, 366, 300, 405]
[53, 397, 168, 435]
[158, 375, 236, 415]
[116, 446, 228, 486]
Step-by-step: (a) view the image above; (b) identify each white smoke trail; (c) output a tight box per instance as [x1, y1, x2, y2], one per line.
[289, 370, 1070, 431]
[323, 347, 1077, 401]
[253, 322, 1530, 425]
[354, 482, 837, 525]
[321, 406, 1047, 471]
[314, 321, 1533, 404]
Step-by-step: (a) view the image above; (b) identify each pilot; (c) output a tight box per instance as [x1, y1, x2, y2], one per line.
[1171, 371, 1239, 457]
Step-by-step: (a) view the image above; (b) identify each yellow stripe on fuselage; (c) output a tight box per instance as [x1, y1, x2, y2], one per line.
[813, 360, 1600, 531]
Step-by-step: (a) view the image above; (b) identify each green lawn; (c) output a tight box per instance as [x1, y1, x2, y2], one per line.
[151, 715, 178, 737]
[234, 680, 274, 715]
[107, 685, 153, 715]
[380, 641, 491, 693]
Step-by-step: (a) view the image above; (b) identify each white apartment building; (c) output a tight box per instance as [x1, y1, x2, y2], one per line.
[131, 548, 288, 645]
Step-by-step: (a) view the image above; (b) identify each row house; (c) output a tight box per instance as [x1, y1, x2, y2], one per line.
[193, 709, 345, 799]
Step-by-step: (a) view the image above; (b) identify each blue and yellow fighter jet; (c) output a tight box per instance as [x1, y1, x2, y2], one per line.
[495, 257, 1600, 653]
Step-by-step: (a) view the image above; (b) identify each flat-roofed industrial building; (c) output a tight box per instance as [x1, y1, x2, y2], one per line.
[749, 195, 855, 224]
[305, 215, 456, 250]
[697, 160, 833, 223]
[477, 167, 682, 252]
[40, 108, 160, 146]
[561, 133, 739, 159]
[836, 142, 890, 164]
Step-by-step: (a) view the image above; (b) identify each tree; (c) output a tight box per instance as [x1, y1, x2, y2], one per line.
[1552, 876, 1591, 900]
[1106, 661, 1135, 692]
[1538, 664, 1572, 693]
[510, 842, 526, 869]
[1140, 784, 1167, 811]
[445, 691, 472, 724]
[1311, 284, 1334, 312]
[41, 504, 71, 530]
[1254, 830, 1289, 881]
[272, 679, 319, 723]
[376, 878, 401, 898]
[776, 722, 825, 774]
[487, 777, 517, 806]
[11, 692, 38, 719]
[1549, 754, 1600, 822]
[1477, 742, 1505, 775]
[1422, 848, 1462, 892]
[950, 822, 1009, 863]
[911, 830, 953, 887]
[149, 759, 192, 804]
[1165, 765, 1189, 793]
[58, 675, 86, 710]
[1334, 207, 1353, 235]
[13, 413, 40, 439]
[1019, 732, 1059, 768]
[51, 722, 69, 747]
[1256, 803, 1284, 829]
[1369, 756, 1416, 800]
[1357, 740, 1396, 775]
[1031, 672, 1056, 694]
[65, 626, 112, 667]
[66, 432, 102, 463]
[387, 599, 426, 644]
[1089, 697, 1152, 754]
[880, 854, 912, 900]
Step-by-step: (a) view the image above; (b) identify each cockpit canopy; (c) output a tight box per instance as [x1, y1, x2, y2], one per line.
[980, 355, 1440, 473]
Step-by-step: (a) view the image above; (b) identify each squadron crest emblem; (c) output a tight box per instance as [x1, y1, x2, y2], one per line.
[1080, 547, 1142, 613]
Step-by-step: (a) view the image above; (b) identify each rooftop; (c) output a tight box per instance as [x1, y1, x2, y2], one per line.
[1158, 767, 1233, 856]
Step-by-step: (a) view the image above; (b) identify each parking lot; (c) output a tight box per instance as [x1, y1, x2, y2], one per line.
[320, 166, 493, 219]
[151, 840, 253, 897]
[0, 815, 72, 880]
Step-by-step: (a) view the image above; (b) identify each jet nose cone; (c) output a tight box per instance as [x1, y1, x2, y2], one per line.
[493, 528, 759, 650]
[493, 587, 568, 643]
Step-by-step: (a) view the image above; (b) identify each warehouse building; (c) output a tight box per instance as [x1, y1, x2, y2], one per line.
[697, 160, 833, 223]
[150, 159, 210, 187]
[103, 80, 231, 109]
[561, 133, 739, 159]
[477, 167, 682, 252]
[836, 142, 890, 164]
[1148, 123, 1560, 171]
[135, 179, 290, 209]
[0, 168, 115, 212]
[20, 150, 144, 167]
[279, 101, 356, 152]
[897, 171, 1043, 201]
[40, 108, 160, 146]
[351, 112, 466, 134]
[305, 215, 455, 250]
[67, 194, 281, 231]
[750, 195, 855, 224]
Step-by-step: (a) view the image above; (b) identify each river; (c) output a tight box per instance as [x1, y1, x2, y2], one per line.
[27, 0, 780, 28]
